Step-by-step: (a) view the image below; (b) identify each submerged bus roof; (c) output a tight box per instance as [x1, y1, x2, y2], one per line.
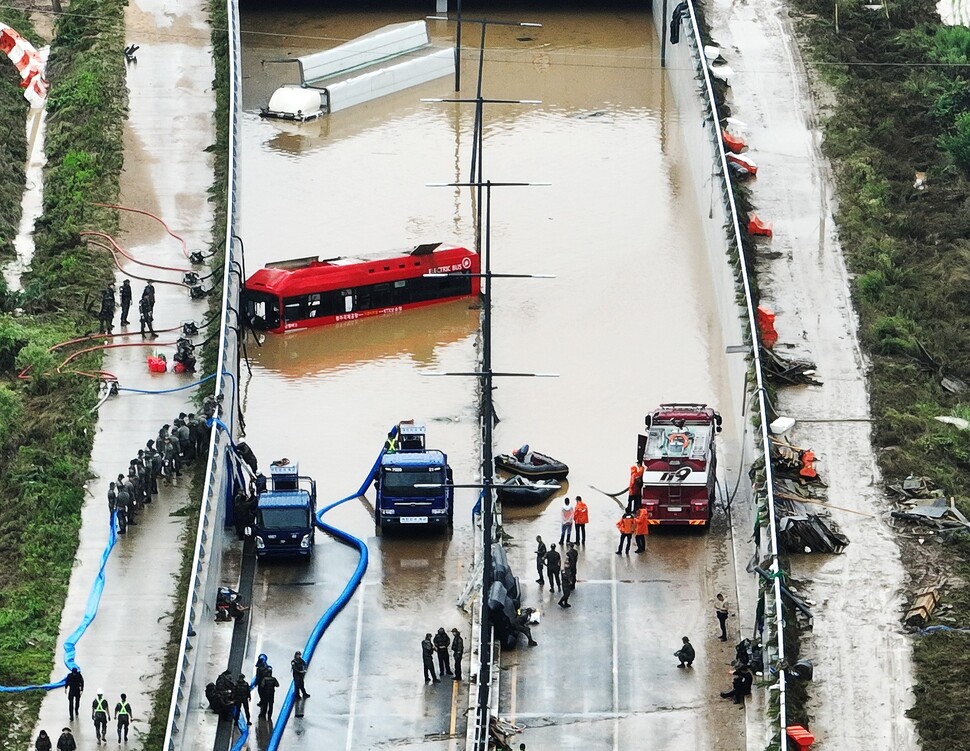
[245, 244, 476, 298]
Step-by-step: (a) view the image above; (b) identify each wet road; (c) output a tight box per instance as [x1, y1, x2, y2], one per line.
[233, 8, 745, 750]
[707, 0, 919, 747]
[30, 0, 215, 745]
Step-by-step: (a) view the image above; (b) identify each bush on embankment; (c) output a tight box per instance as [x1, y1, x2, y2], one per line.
[0, 0, 127, 746]
[0, 7, 34, 261]
[788, 1, 970, 748]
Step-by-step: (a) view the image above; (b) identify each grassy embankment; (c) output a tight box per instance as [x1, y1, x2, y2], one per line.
[0, 0, 126, 746]
[140, 0, 230, 742]
[786, 1, 970, 748]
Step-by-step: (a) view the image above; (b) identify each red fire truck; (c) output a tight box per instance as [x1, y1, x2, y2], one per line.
[636, 403, 722, 527]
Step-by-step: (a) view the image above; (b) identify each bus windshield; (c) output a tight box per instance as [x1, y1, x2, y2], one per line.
[258, 506, 309, 530]
[382, 467, 446, 498]
[245, 291, 281, 331]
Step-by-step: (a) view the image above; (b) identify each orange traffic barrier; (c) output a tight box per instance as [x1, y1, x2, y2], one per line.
[727, 152, 758, 176]
[756, 306, 778, 349]
[786, 725, 815, 751]
[748, 214, 773, 237]
[722, 129, 747, 153]
[799, 450, 818, 479]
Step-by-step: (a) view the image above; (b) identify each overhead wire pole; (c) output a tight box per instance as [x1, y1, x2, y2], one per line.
[426, 16, 541, 253]
[426, 177, 549, 749]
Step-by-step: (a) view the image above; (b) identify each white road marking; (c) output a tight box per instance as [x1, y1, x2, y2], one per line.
[611, 550, 619, 751]
[344, 586, 366, 751]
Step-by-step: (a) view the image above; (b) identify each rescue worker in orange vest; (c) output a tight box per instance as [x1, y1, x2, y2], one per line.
[628, 461, 644, 513]
[615, 512, 635, 555]
[634, 506, 650, 553]
[573, 496, 589, 545]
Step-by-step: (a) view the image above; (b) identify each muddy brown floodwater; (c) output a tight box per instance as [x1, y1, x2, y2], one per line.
[236, 8, 746, 750]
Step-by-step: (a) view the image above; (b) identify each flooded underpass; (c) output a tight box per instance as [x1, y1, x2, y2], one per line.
[230, 6, 748, 749]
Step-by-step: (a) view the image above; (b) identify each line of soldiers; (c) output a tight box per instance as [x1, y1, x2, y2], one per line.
[106, 412, 211, 533]
[97, 280, 157, 337]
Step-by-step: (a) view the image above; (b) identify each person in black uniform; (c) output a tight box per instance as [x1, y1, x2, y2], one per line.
[64, 667, 84, 721]
[720, 666, 753, 703]
[421, 633, 439, 684]
[544, 544, 562, 592]
[534, 536, 547, 585]
[450, 629, 464, 681]
[257, 668, 279, 720]
[513, 609, 538, 647]
[433, 628, 452, 677]
[233, 674, 252, 726]
[291, 651, 310, 698]
[559, 564, 576, 608]
[675, 636, 695, 668]
[139, 293, 157, 339]
[119, 280, 132, 325]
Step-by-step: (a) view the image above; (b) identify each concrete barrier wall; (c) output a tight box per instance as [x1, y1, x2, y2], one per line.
[163, 0, 245, 747]
[648, 2, 789, 746]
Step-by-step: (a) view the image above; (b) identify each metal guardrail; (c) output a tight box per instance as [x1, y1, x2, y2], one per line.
[672, 2, 789, 746]
[162, 0, 244, 747]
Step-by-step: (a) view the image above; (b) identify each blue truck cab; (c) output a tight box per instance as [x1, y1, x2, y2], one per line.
[253, 460, 317, 558]
[376, 422, 454, 532]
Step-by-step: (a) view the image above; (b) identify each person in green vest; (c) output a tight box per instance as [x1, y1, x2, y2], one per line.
[115, 693, 132, 742]
[91, 689, 110, 744]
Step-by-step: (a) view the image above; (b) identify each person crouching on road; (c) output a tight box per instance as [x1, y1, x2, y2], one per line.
[675, 636, 695, 668]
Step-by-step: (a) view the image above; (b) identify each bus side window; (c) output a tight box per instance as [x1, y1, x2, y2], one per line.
[342, 290, 354, 313]
[308, 293, 321, 318]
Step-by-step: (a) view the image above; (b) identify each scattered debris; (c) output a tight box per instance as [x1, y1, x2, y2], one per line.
[905, 584, 941, 628]
[770, 438, 825, 486]
[914, 171, 927, 191]
[776, 496, 849, 553]
[761, 347, 822, 386]
[935, 415, 970, 431]
[941, 376, 967, 394]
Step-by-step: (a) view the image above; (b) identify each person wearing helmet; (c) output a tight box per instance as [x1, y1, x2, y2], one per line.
[92, 689, 110, 744]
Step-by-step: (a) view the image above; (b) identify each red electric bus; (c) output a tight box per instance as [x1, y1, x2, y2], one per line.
[243, 243, 480, 333]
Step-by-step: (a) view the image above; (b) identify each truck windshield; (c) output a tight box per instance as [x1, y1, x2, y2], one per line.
[258, 507, 309, 529]
[382, 467, 446, 498]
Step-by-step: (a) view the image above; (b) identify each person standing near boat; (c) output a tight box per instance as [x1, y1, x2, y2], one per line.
[559, 497, 574, 545]
[573, 496, 589, 545]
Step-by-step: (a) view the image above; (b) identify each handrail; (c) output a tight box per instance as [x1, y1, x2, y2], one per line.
[161, 0, 244, 746]
[678, 1, 788, 745]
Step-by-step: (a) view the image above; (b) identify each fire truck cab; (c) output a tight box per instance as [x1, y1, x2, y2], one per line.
[637, 403, 722, 527]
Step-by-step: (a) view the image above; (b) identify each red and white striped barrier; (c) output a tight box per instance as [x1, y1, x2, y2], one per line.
[0, 23, 49, 108]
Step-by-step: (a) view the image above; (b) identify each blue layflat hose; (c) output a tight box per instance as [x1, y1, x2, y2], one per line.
[232, 429, 391, 751]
